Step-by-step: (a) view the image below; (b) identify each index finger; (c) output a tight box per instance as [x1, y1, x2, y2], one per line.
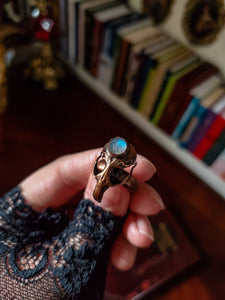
[20, 149, 156, 212]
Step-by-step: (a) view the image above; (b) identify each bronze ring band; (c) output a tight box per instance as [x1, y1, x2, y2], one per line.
[122, 174, 138, 193]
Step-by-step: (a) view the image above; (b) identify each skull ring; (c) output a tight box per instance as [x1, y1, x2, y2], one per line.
[93, 137, 138, 202]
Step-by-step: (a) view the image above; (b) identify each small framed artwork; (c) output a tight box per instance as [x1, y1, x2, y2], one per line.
[142, 0, 174, 24]
[182, 0, 225, 45]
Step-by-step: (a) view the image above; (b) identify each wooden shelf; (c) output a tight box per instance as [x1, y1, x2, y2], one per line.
[74, 65, 225, 199]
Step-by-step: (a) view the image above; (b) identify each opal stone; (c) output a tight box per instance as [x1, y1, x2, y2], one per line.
[109, 137, 127, 155]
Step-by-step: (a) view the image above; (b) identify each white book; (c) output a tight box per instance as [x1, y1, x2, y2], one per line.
[212, 94, 225, 114]
[190, 73, 223, 99]
[93, 4, 129, 22]
[117, 18, 152, 36]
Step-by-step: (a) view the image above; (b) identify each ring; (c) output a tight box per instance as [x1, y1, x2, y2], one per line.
[93, 137, 138, 202]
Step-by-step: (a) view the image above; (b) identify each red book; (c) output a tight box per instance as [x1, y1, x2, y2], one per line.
[193, 113, 225, 159]
[158, 62, 217, 135]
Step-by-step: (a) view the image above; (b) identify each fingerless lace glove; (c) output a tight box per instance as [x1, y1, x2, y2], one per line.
[0, 187, 123, 299]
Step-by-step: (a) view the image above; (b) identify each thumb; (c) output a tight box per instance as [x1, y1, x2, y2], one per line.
[84, 173, 131, 216]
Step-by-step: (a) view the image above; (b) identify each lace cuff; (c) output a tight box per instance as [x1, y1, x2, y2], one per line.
[0, 187, 124, 299]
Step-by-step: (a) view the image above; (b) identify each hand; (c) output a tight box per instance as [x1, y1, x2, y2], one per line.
[20, 148, 164, 271]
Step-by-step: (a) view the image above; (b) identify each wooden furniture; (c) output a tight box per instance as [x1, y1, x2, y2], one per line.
[0, 73, 224, 300]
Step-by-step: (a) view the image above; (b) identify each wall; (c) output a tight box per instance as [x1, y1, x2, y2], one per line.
[129, 0, 225, 77]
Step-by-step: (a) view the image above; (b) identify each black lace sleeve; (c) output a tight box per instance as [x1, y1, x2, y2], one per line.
[0, 187, 123, 300]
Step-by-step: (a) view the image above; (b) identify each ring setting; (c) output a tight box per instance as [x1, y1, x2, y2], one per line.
[93, 137, 138, 202]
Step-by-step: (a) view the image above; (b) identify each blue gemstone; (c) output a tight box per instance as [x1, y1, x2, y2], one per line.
[109, 137, 127, 155]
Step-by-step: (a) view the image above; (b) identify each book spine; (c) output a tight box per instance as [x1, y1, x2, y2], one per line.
[152, 75, 177, 125]
[172, 97, 199, 140]
[203, 129, 225, 165]
[193, 115, 225, 159]
[97, 22, 119, 85]
[129, 55, 153, 108]
[59, 0, 68, 58]
[158, 81, 187, 133]
[138, 68, 156, 113]
[97, 13, 142, 87]
[123, 51, 142, 102]
[90, 18, 103, 76]
[111, 39, 130, 94]
[183, 105, 208, 151]
[78, 2, 87, 66]
[84, 10, 94, 69]
[159, 64, 217, 134]
[150, 70, 170, 121]
[191, 111, 217, 158]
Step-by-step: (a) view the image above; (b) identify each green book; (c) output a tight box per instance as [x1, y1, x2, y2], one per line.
[138, 47, 193, 118]
[138, 43, 185, 113]
[152, 60, 200, 125]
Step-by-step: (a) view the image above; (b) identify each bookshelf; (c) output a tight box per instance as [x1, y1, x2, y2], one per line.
[74, 65, 225, 199]
[64, 0, 225, 199]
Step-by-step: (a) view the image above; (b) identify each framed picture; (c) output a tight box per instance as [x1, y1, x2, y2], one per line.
[182, 0, 225, 45]
[142, 0, 174, 24]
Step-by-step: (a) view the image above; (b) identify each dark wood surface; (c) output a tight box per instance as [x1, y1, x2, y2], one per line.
[1, 73, 225, 300]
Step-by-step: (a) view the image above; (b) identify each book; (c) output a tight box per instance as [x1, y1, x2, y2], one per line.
[123, 34, 168, 103]
[97, 11, 142, 87]
[211, 148, 225, 181]
[109, 18, 153, 95]
[138, 47, 193, 118]
[150, 54, 199, 121]
[105, 209, 200, 300]
[59, 0, 69, 58]
[112, 24, 161, 95]
[68, 0, 83, 63]
[77, 0, 114, 66]
[172, 73, 223, 140]
[190, 93, 225, 156]
[114, 17, 152, 37]
[151, 58, 201, 125]
[158, 62, 218, 135]
[129, 36, 176, 109]
[179, 87, 225, 151]
[120, 33, 166, 100]
[192, 103, 225, 159]
[137, 43, 185, 114]
[89, 4, 131, 77]
[203, 128, 225, 165]
[84, 1, 121, 70]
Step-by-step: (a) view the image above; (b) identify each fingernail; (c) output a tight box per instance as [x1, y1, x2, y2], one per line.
[154, 190, 165, 209]
[137, 218, 154, 241]
[138, 156, 157, 173]
[117, 258, 132, 270]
